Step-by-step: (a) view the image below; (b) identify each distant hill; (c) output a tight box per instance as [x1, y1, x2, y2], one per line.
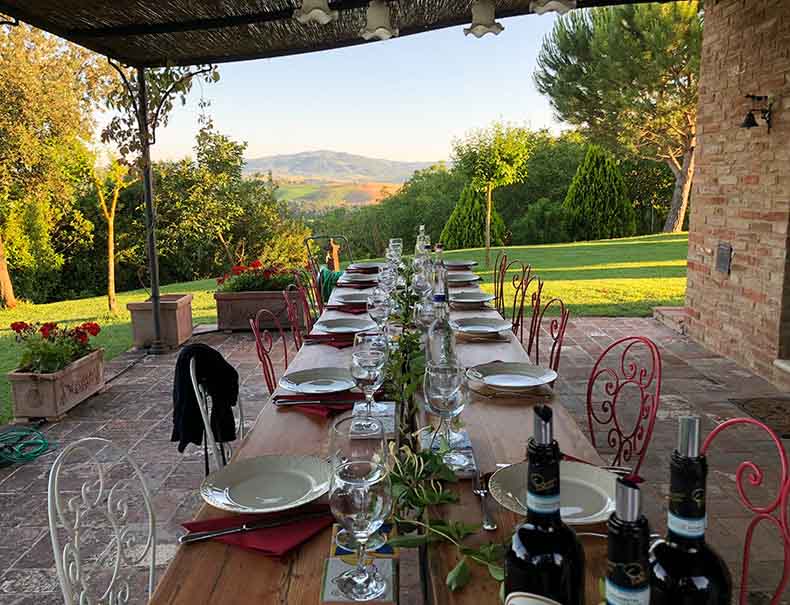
[244, 150, 437, 184]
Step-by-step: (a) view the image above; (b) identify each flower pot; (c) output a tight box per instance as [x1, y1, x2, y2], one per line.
[214, 290, 300, 331]
[127, 294, 193, 349]
[8, 348, 105, 421]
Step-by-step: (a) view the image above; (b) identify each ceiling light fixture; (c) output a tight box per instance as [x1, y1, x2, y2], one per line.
[294, 0, 339, 25]
[464, 0, 504, 38]
[361, 0, 398, 41]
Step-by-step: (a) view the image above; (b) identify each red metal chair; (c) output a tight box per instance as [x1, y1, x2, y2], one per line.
[492, 250, 509, 317]
[585, 336, 662, 479]
[305, 257, 324, 313]
[702, 418, 790, 604]
[295, 268, 323, 321]
[283, 283, 314, 350]
[526, 285, 570, 383]
[507, 261, 539, 346]
[249, 308, 289, 394]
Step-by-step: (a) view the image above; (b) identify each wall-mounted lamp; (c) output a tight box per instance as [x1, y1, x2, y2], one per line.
[741, 95, 774, 133]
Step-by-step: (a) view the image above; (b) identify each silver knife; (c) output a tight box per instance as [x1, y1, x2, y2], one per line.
[178, 511, 329, 544]
[472, 462, 497, 531]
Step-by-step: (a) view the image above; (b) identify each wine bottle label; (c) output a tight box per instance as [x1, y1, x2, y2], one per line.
[605, 579, 650, 605]
[526, 490, 560, 514]
[667, 511, 707, 538]
[527, 466, 560, 514]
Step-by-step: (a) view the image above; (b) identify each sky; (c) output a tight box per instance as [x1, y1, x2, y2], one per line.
[139, 13, 562, 163]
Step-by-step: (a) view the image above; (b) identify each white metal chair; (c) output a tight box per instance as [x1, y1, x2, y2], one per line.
[47, 437, 156, 605]
[189, 356, 245, 472]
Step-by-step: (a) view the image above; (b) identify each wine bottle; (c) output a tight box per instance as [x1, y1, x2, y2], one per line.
[504, 406, 586, 605]
[606, 478, 651, 605]
[648, 416, 732, 604]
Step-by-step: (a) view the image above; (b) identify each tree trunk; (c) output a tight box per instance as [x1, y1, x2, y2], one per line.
[663, 147, 695, 233]
[485, 182, 493, 268]
[107, 217, 117, 313]
[0, 235, 16, 309]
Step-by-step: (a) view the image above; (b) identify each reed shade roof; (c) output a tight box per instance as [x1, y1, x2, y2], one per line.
[0, 0, 674, 68]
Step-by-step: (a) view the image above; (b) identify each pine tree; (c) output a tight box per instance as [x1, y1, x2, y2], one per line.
[440, 184, 507, 250]
[563, 145, 636, 241]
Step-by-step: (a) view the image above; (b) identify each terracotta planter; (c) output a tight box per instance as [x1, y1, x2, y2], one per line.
[214, 290, 301, 331]
[9, 348, 105, 421]
[127, 293, 193, 349]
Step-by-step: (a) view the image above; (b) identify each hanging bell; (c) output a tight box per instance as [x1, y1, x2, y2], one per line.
[741, 111, 759, 129]
[294, 0, 338, 24]
[464, 0, 504, 38]
[360, 0, 398, 41]
[530, 0, 577, 15]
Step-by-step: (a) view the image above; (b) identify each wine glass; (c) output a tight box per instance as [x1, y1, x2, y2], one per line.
[329, 415, 388, 554]
[423, 362, 470, 469]
[354, 333, 389, 415]
[330, 458, 392, 601]
[388, 238, 403, 258]
[367, 289, 392, 332]
[378, 268, 397, 296]
[351, 349, 386, 422]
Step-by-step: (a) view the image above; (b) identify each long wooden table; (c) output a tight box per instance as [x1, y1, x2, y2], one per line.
[150, 277, 605, 605]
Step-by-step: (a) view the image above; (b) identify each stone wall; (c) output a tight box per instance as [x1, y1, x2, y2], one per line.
[686, 0, 790, 388]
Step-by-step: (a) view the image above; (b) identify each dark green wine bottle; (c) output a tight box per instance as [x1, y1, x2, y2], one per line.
[606, 478, 651, 604]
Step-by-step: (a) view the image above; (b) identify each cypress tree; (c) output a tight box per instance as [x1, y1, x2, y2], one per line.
[440, 184, 506, 250]
[563, 145, 636, 241]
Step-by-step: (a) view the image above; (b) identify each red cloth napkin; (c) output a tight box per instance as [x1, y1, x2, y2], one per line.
[345, 268, 379, 274]
[181, 507, 334, 556]
[325, 305, 368, 315]
[336, 282, 373, 289]
[287, 402, 354, 417]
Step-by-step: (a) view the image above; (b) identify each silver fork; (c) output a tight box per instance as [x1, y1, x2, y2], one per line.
[472, 467, 497, 531]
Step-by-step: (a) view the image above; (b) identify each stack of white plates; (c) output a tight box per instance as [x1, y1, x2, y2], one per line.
[313, 317, 377, 334]
[450, 317, 510, 335]
[446, 272, 482, 284]
[279, 367, 356, 394]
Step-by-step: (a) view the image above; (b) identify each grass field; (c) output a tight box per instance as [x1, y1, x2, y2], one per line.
[0, 232, 687, 423]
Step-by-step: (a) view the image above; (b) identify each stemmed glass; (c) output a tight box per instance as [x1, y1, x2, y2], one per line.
[329, 416, 392, 601]
[353, 332, 389, 415]
[350, 348, 387, 426]
[329, 415, 388, 556]
[423, 362, 471, 469]
[367, 288, 392, 334]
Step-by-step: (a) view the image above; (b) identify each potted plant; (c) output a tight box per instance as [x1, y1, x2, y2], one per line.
[214, 261, 300, 331]
[127, 293, 194, 349]
[8, 321, 105, 421]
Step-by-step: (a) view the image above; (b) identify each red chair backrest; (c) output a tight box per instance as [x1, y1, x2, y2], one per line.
[527, 286, 570, 381]
[701, 417, 790, 605]
[586, 336, 662, 478]
[305, 259, 324, 314]
[249, 309, 288, 394]
[283, 284, 313, 350]
[493, 250, 509, 317]
[507, 261, 539, 346]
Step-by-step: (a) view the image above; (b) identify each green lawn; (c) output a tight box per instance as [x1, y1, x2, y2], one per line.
[0, 233, 687, 423]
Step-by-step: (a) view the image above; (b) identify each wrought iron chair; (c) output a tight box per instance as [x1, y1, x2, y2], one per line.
[492, 250, 509, 317]
[701, 418, 790, 604]
[506, 261, 540, 346]
[249, 308, 289, 394]
[48, 437, 156, 605]
[526, 284, 570, 384]
[189, 356, 245, 471]
[283, 283, 314, 351]
[306, 257, 325, 310]
[295, 269, 323, 321]
[585, 336, 662, 479]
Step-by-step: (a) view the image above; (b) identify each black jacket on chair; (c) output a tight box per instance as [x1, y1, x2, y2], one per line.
[171, 343, 239, 453]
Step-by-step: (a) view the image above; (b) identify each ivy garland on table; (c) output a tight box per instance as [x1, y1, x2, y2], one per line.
[382, 257, 505, 593]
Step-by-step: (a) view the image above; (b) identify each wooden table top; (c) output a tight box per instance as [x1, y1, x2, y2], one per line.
[150, 278, 605, 605]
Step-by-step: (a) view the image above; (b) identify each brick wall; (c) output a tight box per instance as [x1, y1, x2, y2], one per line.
[686, 0, 790, 388]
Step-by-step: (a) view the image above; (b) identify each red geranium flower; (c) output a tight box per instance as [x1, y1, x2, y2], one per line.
[39, 322, 58, 339]
[231, 265, 246, 276]
[10, 321, 30, 334]
[250, 259, 262, 269]
[80, 322, 101, 337]
[262, 269, 273, 280]
[73, 330, 89, 345]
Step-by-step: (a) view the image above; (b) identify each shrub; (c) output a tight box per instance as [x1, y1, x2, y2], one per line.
[510, 198, 571, 245]
[10, 321, 101, 373]
[440, 185, 507, 250]
[216, 261, 296, 292]
[563, 145, 636, 241]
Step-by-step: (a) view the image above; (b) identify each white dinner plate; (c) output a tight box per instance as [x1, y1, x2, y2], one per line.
[200, 455, 330, 514]
[445, 259, 478, 270]
[489, 461, 616, 525]
[347, 262, 384, 272]
[278, 367, 356, 394]
[449, 317, 511, 335]
[338, 273, 378, 284]
[449, 291, 495, 304]
[313, 317, 377, 334]
[466, 361, 558, 391]
[336, 292, 371, 305]
[446, 272, 481, 283]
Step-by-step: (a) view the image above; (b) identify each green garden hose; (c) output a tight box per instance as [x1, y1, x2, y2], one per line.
[0, 426, 51, 466]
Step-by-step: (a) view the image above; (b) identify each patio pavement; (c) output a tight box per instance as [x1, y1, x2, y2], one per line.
[0, 318, 788, 604]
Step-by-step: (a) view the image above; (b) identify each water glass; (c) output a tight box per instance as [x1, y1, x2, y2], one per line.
[329, 459, 392, 601]
[354, 333, 389, 415]
[367, 289, 392, 331]
[423, 362, 470, 469]
[351, 350, 386, 419]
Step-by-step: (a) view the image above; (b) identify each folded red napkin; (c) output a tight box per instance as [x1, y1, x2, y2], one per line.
[325, 305, 368, 315]
[336, 282, 373, 289]
[274, 392, 359, 402]
[345, 268, 379, 274]
[287, 402, 354, 417]
[181, 507, 334, 556]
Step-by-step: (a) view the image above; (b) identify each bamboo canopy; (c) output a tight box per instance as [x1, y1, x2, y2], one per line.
[0, 0, 676, 68]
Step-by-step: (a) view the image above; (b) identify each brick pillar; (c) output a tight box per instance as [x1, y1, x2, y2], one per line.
[686, 0, 790, 388]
